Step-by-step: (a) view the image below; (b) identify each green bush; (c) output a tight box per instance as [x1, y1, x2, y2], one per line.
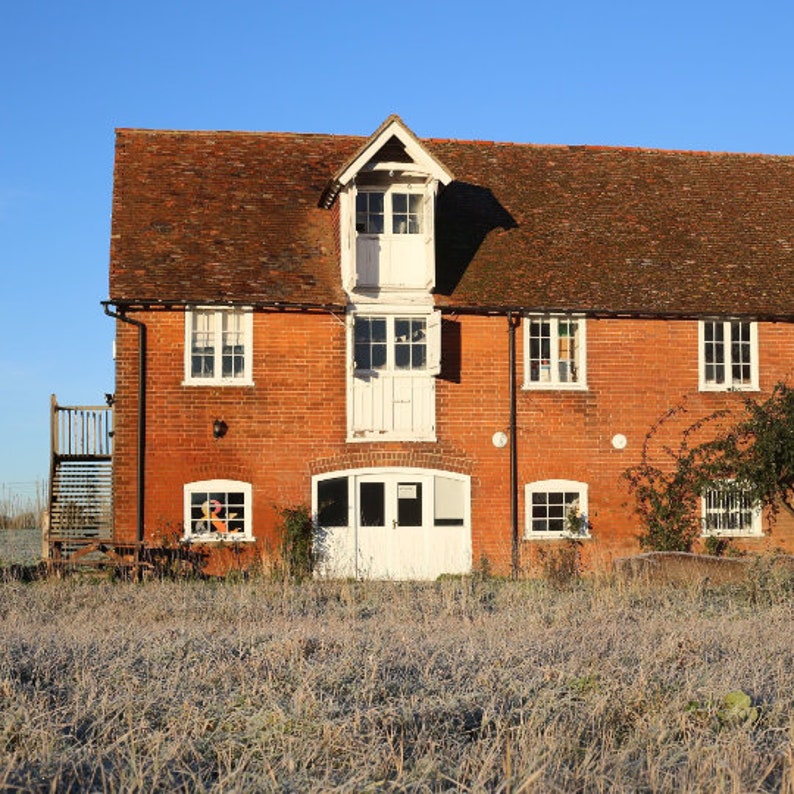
[277, 504, 314, 580]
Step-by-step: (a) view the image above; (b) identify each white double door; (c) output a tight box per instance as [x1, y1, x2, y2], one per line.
[355, 473, 433, 579]
[316, 469, 471, 580]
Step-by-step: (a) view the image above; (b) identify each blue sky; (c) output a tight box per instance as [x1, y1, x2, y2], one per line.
[2, 0, 793, 497]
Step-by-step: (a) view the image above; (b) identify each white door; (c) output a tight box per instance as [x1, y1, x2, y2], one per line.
[315, 470, 471, 580]
[356, 474, 430, 579]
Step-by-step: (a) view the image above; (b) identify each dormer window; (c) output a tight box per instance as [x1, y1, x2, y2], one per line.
[356, 191, 384, 234]
[328, 116, 452, 297]
[356, 188, 424, 236]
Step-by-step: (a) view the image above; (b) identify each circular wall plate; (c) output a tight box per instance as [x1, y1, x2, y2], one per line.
[611, 433, 628, 450]
[492, 431, 508, 448]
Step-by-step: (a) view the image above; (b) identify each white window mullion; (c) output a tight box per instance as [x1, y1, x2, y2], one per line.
[184, 308, 253, 386]
[699, 319, 757, 391]
[524, 315, 586, 390]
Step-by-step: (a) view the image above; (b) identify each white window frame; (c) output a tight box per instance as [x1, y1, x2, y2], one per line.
[523, 315, 587, 390]
[355, 185, 425, 237]
[347, 308, 441, 442]
[701, 482, 762, 537]
[525, 479, 590, 539]
[348, 306, 441, 377]
[183, 479, 253, 542]
[183, 307, 254, 386]
[699, 319, 758, 392]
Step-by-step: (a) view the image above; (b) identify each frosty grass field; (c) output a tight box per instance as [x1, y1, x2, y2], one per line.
[1, 561, 794, 791]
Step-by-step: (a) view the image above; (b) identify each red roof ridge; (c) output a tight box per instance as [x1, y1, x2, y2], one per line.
[113, 127, 793, 159]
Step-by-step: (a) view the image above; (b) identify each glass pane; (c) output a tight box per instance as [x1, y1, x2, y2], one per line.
[354, 342, 371, 370]
[435, 477, 464, 526]
[391, 192, 422, 235]
[395, 343, 410, 369]
[397, 482, 422, 527]
[371, 318, 387, 342]
[221, 312, 245, 379]
[191, 311, 215, 378]
[394, 317, 426, 371]
[357, 192, 384, 234]
[190, 491, 245, 535]
[354, 317, 387, 370]
[529, 490, 580, 533]
[731, 322, 751, 385]
[704, 321, 725, 384]
[318, 477, 348, 527]
[529, 319, 551, 383]
[371, 343, 387, 369]
[360, 482, 385, 527]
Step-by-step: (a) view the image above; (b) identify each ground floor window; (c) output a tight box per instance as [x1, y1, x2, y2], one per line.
[525, 479, 589, 538]
[702, 483, 761, 536]
[183, 480, 252, 541]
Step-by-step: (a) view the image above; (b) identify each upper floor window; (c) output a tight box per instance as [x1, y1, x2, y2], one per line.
[354, 315, 433, 372]
[348, 310, 441, 441]
[183, 479, 253, 542]
[524, 315, 586, 389]
[525, 479, 590, 539]
[184, 308, 253, 386]
[700, 320, 758, 391]
[702, 482, 761, 536]
[356, 189, 423, 235]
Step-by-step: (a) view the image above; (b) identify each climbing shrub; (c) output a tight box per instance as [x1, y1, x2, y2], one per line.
[276, 504, 314, 581]
[622, 403, 731, 552]
[624, 384, 794, 552]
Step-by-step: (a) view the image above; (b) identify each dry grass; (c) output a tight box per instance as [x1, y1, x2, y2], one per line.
[1, 574, 794, 792]
[0, 483, 45, 530]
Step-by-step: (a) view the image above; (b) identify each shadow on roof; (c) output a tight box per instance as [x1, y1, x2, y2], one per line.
[434, 181, 517, 297]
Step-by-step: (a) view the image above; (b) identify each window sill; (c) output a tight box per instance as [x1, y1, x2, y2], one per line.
[522, 383, 588, 392]
[182, 378, 255, 387]
[347, 432, 437, 443]
[701, 531, 763, 539]
[524, 533, 591, 541]
[183, 536, 256, 544]
[698, 385, 760, 393]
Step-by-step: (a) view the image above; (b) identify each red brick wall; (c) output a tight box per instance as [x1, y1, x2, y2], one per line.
[112, 310, 794, 575]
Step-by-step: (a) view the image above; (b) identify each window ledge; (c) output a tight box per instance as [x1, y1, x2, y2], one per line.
[182, 379, 255, 388]
[522, 383, 588, 392]
[524, 534, 592, 541]
[183, 536, 256, 544]
[699, 385, 760, 393]
[701, 532, 763, 539]
[347, 432, 437, 443]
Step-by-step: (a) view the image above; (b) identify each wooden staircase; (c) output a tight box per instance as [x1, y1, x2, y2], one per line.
[46, 396, 116, 570]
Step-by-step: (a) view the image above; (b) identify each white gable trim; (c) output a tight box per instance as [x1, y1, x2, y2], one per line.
[334, 115, 453, 189]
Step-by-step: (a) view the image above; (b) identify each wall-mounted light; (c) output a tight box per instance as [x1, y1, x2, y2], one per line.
[213, 419, 228, 439]
[104, 392, 115, 407]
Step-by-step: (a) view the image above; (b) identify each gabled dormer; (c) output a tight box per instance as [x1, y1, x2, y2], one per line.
[323, 115, 453, 299]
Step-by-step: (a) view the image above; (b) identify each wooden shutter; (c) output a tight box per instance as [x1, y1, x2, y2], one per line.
[426, 309, 442, 375]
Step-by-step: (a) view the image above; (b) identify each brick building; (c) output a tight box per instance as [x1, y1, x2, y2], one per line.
[105, 115, 794, 577]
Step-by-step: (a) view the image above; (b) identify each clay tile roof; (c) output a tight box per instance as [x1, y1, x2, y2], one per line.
[110, 126, 794, 318]
[109, 129, 361, 305]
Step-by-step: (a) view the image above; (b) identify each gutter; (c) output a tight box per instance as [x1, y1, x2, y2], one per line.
[103, 303, 147, 548]
[106, 298, 794, 325]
